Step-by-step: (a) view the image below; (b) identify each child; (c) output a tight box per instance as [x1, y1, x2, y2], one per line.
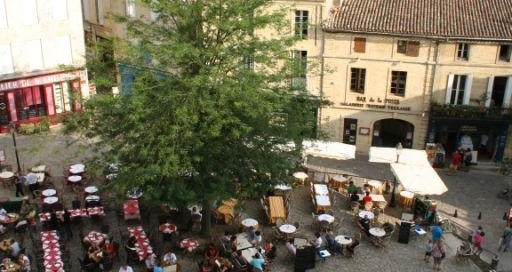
[424, 239, 433, 263]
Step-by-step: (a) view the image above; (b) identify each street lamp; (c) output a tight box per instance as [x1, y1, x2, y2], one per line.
[389, 142, 403, 207]
[9, 122, 21, 173]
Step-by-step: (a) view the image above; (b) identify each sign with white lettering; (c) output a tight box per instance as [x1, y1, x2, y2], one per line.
[0, 71, 81, 91]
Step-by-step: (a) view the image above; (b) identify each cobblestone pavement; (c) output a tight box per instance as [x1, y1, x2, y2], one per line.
[0, 128, 510, 271]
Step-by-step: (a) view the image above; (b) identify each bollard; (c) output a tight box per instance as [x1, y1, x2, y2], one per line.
[477, 212, 482, 220]
[490, 255, 499, 270]
[453, 209, 458, 218]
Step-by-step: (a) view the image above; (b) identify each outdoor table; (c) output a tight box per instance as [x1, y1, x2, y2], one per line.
[292, 172, 308, 186]
[357, 193, 386, 203]
[241, 218, 259, 229]
[83, 231, 107, 246]
[31, 165, 46, 173]
[241, 247, 259, 264]
[399, 191, 414, 207]
[41, 230, 64, 272]
[235, 233, 253, 250]
[0, 171, 14, 179]
[85, 195, 101, 202]
[358, 210, 375, 220]
[87, 206, 105, 216]
[124, 199, 141, 220]
[335, 235, 353, 245]
[84, 186, 98, 194]
[317, 213, 335, 223]
[69, 163, 85, 174]
[126, 188, 144, 199]
[369, 227, 386, 237]
[279, 224, 297, 240]
[313, 183, 329, 195]
[38, 211, 64, 222]
[268, 196, 286, 224]
[294, 237, 309, 248]
[127, 225, 154, 260]
[106, 173, 118, 181]
[159, 223, 177, 234]
[274, 184, 292, 191]
[0, 213, 19, 224]
[314, 195, 332, 213]
[329, 174, 347, 189]
[43, 196, 59, 205]
[42, 189, 57, 197]
[216, 205, 234, 224]
[68, 208, 87, 218]
[367, 180, 384, 194]
[67, 175, 82, 183]
[180, 238, 199, 252]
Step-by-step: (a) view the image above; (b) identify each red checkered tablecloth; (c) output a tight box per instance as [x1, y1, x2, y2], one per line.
[38, 211, 65, 222]
[83, 231, 107, 246]
[68, 208, 88, 218]
[127, 225, 153, 260]
[87, 206, 105, 216]
[159, 223, 177, 234]
[41, 231, 64, 271]
[180, 238, 199, 252]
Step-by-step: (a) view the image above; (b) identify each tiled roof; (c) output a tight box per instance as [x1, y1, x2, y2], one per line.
[322, 0, 512, 40]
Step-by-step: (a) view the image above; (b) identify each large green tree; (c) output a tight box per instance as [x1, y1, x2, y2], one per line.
[65, 0, 322, 235]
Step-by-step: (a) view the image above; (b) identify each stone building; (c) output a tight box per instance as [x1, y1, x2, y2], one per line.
[0, 0, 89, 131]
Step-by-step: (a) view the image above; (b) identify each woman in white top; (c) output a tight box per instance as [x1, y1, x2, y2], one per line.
[162, 250, 177, 265]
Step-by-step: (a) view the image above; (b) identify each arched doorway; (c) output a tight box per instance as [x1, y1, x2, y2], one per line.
[372, 119, 414, 148]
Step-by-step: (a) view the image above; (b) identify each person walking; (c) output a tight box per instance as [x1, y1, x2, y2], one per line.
[499, 223, 512, 252]
[424, 239, 433, 263]
[14, 172, 25, 197]
[431, 240, 446, 271]
[61, 209, 72, 241]
[449, 150, 462, 174]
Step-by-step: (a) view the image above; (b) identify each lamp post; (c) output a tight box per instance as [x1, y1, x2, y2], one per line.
[9, 122, 21, 173]
[389, 142, 403, 207]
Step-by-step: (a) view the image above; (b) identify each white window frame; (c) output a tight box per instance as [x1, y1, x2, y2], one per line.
[456, 43, 469, 60]
[487, 76, 512, 108]
[294, 10, 308, 39]
[445, 74, 472, 105]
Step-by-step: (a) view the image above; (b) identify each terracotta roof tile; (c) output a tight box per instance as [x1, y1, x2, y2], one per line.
[322, 0, 512, 40]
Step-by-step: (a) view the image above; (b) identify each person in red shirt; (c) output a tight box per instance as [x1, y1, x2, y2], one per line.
[449, 150, 462, 174]
[362, 192, 372, 205]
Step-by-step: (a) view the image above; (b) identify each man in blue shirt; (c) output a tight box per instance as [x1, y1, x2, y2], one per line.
[250, 253, 265, 272]
[431, 223, 443, 242]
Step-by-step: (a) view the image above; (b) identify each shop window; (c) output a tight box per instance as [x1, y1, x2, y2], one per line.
[390, 71, 407, 96]
[353, 37, 366, 53]
[53, 82, 74, 114]
[14, 86, 46, 120]
[396, 40, 419, 57]
[0, 93, 9, 125]
[350, 68, 366, 93]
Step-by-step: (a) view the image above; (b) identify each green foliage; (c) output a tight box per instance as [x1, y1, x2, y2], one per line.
[17, 120, 50, 135]
[85, 39, 117, 94]
[69, 0, 320, 213]
[431, 103, 512, 120]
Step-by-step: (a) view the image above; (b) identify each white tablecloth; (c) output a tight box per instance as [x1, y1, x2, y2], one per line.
[335, 235, 353, 245]
[358, 210, 374, 220]
[315, 195, 331, 206]
[279, 224, 297, 234]
[293, 172, 308, 179]
[68, 175, 82, 183]
[317, 214, 335, 223]
[313, 184, 329, 195]
[241, 218, 258, 228]
[42, 189, 56, 197]
[43, 197, 59, 204]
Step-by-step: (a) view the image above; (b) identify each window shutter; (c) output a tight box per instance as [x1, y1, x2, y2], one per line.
[503, 76, 512, 108]
[462, 74, 473, 105]
[406, 42, 420, 57]
[354, 38, 366, 53]
[445, 74, 454, 104]
[485, 76, 494, 107]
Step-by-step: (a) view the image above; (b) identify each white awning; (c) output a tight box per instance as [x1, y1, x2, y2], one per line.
[390, 163, 448, 195]
[302, 140, 356, 160]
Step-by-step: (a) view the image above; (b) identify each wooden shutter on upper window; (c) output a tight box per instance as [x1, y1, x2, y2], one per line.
[354, 38, 366, 53]
[406, 41, 420, 57]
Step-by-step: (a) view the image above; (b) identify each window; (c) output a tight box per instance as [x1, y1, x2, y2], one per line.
[14, 86, 47, 120]
[294, 10, 308, 39]
[291, 50, 307, 89]
[390, 71, 407, 96]
[457, 43, 469, 60]
[396, 40, 420, 57]
[445, 74, 473, 105]
[499, 45, 511, 62]
[353, 37, 366, 53]
[350, 68, 366, 93]
[126, 0, 136, 18]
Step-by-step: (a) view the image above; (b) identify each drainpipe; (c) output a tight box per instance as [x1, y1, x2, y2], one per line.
[318, 5, 325, 138]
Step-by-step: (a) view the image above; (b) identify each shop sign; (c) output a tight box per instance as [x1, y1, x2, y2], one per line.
[0, 71, 81, 91]
[340, 96, 411, 111]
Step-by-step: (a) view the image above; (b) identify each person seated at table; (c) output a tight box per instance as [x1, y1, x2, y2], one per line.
[345, 238, 360, 257]
[17, 253, 30, 272]
[247, 226, 256, 241]
[88, 244, 104, 263]
[382, 222, 394, 235]
[0, 207, 6, 217]
[310, 232, 324, 261]
[347, 181, 357, 195]
[162, 249, 177, 266]
[124, 236, 138, 262]
[231, 250, 249, 269]
[285, 239, 296, 255]
[250, 253, 265, 272]
[325, 232, 342, 254]
[221, 231, 231, 244]
[205, 243, 219, 264]
[191, 207, 202, 218]
[362, 192, 372, 205]
[359, 215, 371, 235]
[229, 235, 237, 252]
[145, 253, 157, 272]
[102, 239, 116, 258]
[9, 239, 21, 258]
[251, 231, 263, 246]
[153, 261, 164, 272]
[263, 240, 277, 262]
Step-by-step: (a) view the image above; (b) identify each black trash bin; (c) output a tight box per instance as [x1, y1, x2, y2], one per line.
[398, 222, 412, 244]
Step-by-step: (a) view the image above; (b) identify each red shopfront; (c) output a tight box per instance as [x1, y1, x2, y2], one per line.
[0, 70, 85, 130]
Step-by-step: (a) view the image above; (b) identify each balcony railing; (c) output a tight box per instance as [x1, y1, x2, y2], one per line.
[431, 103, 512, 120]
